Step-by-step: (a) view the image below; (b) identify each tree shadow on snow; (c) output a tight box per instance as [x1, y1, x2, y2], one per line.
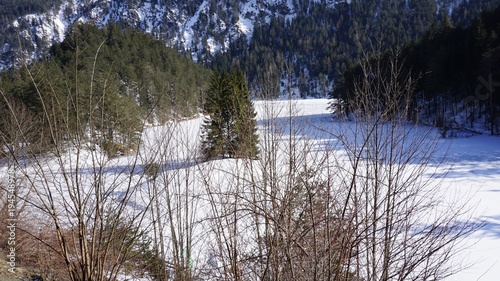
[75, 159, 198, 176]
[257, 113, 337, 141]
[478, 215, 500, 239]
[430, 166, 500, 179]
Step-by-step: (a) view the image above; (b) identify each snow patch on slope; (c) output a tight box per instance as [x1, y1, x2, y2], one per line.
[180, 0, 210, 51]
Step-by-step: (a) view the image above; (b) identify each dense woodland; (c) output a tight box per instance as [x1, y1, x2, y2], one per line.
[211, 0, 500, 97]
[0, 24, 211, 155]
[334, 5, 500, 136]
[2, 0, 500, 98]
[0, 0, 62, 24]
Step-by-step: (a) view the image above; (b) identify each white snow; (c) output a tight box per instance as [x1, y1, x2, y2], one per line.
[180, 0, 210, 51]
[236, 16, 253, 35]
[434, 134, 500, 281]
[147, 99, 500, 280]
[0, 94, 499, 279]
[173, 98, 489, 281]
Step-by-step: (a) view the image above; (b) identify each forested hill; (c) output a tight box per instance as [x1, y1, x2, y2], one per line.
[334, 5, 500, 136]
[211, 0, 500, 97]
[0, 24, 211, 155]
[2, 0, 500, 97]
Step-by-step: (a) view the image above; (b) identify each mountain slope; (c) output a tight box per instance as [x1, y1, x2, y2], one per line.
[1, 0, 312, 69]
[2, 0, 500, 96]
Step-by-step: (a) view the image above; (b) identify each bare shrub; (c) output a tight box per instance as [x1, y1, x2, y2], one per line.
[330, 52, 480, 280]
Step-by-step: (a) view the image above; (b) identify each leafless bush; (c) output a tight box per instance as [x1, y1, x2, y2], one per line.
[0, 47, 479, 281]
[0, 56, 160, 281]
[330, 52, 480, 280]
[198, 53, 479, 281]
[197, 98, 359, 281]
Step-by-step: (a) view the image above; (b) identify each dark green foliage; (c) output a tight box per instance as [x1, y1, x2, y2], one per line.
[49, 23, 211, 121]
[201, 69, 259, 160]
[335, 4, 500, 134]
[211, 0, 500, 97]
[0, 0, 62, 22]
[0, 23, 211, 155]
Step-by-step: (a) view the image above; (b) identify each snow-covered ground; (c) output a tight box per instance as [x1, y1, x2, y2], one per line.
[259, 99, 500, 280]
[2, 98, 499, 280]
[436, 134, 500, 281]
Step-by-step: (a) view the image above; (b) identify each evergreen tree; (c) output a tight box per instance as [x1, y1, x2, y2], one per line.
[201, 69, 259, 160]
[0, 23, 211, 156]
[230, 69, 259, 158]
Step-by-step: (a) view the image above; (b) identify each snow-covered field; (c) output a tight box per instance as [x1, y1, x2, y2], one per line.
[301, 100, 500, 281]
[437, 133, 500, 281]
[181, 98, 500, 280]
[255, 99, 500, 280]
[2, 98, 499, 280]
[255, 99, 500, 281]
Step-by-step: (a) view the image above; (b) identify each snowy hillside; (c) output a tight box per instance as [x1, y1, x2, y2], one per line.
[3, 0, 499, 73]
[2, 0, 332, 69]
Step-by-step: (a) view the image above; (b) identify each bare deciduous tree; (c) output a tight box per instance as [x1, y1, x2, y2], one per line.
[331, 52, 480, 281]
[196, 52, 480, 281]
[143, 119, 203, 281]
[0, 55, 160, 280]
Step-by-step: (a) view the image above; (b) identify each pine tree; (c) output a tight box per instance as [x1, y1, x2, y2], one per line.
[201, 71, 231, 159]
[201, 69, 259, 160]
[230, 69, 259, 159]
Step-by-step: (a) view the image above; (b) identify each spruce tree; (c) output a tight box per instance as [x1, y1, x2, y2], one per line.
[201, 69, 259, 160]
[230, 69, 260, 158]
